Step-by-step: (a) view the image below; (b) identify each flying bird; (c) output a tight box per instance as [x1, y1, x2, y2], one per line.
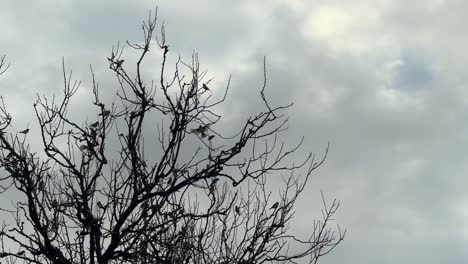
[19, 128, 29, 134]
[270, 202, 279, 210]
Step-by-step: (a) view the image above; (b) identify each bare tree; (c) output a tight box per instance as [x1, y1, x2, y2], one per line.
[0, 9, 344, 264]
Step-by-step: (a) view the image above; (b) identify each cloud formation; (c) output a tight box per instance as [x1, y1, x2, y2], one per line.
[1, 0, 468, 263]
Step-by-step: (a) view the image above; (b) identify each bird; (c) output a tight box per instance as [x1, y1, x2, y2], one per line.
[209, 178, 219, 193]
[97, 201, 106, 209]
[79, 145, 89, 151]
[78, 230, 90, 236]
[99, 110, 111, 117]
[191, 124, 210, 135]
[208, 135, 215, 140]
[17, 251, 25, 256]
[115, 59, 124, 68]
[202, 84, 210, 91]
[19, 128, 29, 134]
[38, 181, 45, 191]
[270, 202, 279, 210]
[90, 121, 99, 128]
[235, 206, 240, 215]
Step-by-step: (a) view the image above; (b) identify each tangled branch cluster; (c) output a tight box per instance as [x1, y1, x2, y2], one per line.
[0, 9, 344, 264]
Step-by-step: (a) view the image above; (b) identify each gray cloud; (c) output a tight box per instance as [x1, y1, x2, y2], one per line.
[2, 0, 468, 263]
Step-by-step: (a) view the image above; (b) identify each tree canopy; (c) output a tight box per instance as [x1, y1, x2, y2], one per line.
[0, 9, 344, 264]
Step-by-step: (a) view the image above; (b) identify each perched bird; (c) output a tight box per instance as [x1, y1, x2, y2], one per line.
[90, 121, 99, 128]
[202, 84, 210, 91]
[209, 178, 219, 193]
[235, 206, 240, 215]
[17, 251, 25, 256]
[38, 181, 45, 191]
[270, 202, 279, 210]
[191, 124, 210, 135]
[79, 145, 89, 151]
[208, 135, 215, 140]
[19, 128, 29, 134]
[78, 230, 90, 236]
[97, 201, 106, 209]
[99, 110, 111, 117]
[115, 59, 124, 68]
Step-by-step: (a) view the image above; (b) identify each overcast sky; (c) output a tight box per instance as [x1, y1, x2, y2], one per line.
[2, 0, 468, 263]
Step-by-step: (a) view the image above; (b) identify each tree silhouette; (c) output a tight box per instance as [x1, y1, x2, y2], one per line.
[0, 9, 344, 264]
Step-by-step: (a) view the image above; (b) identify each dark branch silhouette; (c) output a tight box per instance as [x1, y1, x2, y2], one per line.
[0, 8, 344, 264]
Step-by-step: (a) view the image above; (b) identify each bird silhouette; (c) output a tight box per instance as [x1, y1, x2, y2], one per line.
[101, 110, 111, 117]
[115, 59, 124, 68]
[270, 202, 279, 210]
[90, 129, 97, 137]
[235, 206, 240, 215]
[208, 135, 215, 140]
[90, 121, 99, 128]
[202, 84, 210, 91]
[19, 128, 29, 134]
[191, 124, 210, 135]
[97, 201, 106, 209]
[79, 145, 89, 151]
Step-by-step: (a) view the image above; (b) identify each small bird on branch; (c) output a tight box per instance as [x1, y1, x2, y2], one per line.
[191, 124, 210, 137]
[99, 110, 111, 117]
[79, 145, 90, 151]
[270, 202, 279, 210]
[19, 128, 29, 134]
[115, 59, 124, 69]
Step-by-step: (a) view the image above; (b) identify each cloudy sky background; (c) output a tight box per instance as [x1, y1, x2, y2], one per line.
[2, 0, 468, 263]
